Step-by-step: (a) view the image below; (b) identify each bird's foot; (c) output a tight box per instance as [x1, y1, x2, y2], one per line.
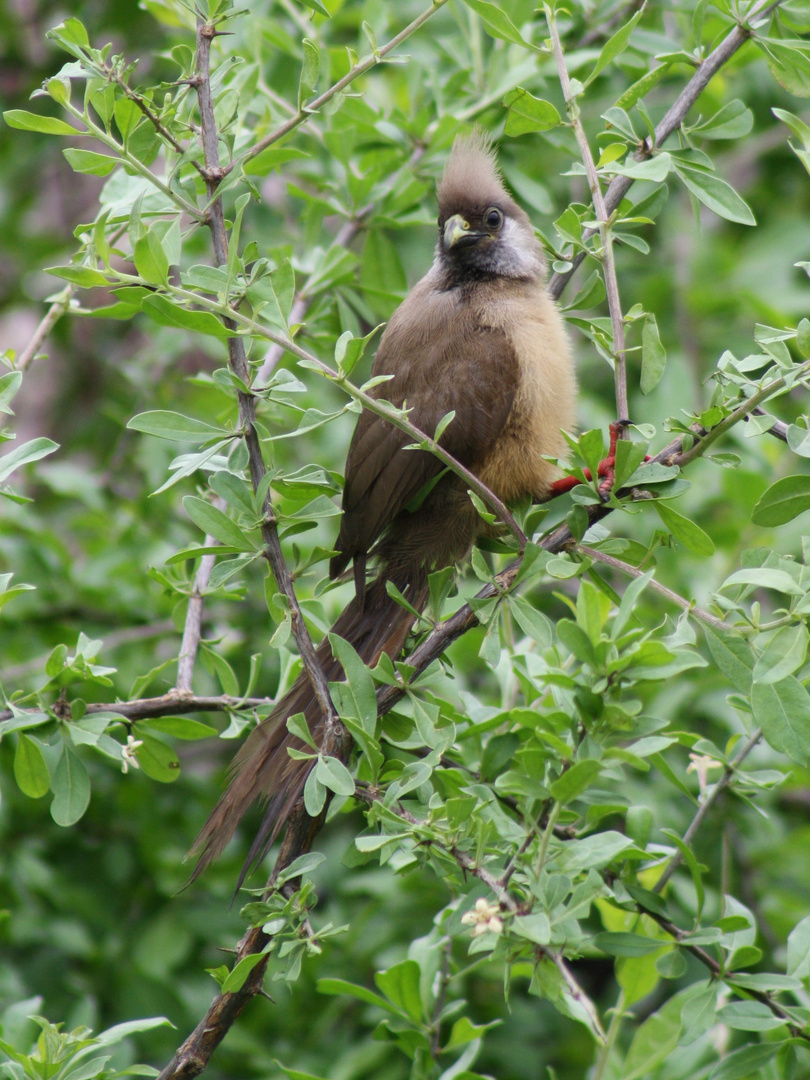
[549, 420, 645, 500]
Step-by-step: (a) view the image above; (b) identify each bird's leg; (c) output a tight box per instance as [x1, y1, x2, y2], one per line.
[548, 420, 641, 499]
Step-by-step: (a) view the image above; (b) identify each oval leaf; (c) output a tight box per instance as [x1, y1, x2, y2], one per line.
[752, 474, 810, 526]
[51, 741, 91, 826]
[655, 501, 715, 555]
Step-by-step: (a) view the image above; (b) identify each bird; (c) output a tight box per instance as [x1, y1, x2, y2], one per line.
[189, 131, 577, 886]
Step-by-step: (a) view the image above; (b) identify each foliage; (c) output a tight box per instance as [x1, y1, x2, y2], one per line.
[2, 0, 810, 1078]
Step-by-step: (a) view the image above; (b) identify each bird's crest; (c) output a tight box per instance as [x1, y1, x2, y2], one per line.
[437, 130, 511, 216]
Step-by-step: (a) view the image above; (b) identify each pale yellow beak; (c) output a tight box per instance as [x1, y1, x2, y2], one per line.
[443, 213, 477, 250]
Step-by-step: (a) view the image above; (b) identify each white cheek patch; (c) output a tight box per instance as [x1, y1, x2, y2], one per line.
[499, 216, 545, 278]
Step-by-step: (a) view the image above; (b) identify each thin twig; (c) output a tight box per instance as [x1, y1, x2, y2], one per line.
[227, 0, 452, 177]
[15, 287, 75, 372]
[642, 905, 810, 1041]
[193, 17, 339, 731]
[653, 728, 763, 894]
[546, 7, 628, 423]
[677, 360, 810, 467]
[548, 0, 785, 302]
[578, 545, 729, 631]
[176, 509, 223, 692]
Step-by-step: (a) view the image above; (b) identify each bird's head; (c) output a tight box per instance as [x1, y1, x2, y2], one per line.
[435, 131, 545, 283]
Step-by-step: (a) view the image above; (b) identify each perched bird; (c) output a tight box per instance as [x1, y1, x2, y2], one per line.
[190, 131, 577, 886]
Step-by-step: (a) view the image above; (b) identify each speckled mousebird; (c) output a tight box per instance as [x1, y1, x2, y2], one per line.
[190, 131, 577, 886]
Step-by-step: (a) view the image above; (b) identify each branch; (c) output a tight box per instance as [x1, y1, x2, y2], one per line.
[653, 728, 763, 894]
[642, 903, 810, 1041]
[546, 7, 628, 423]
[157, 803, 326, 1080]
[14, 286, 75, 372]
[548, 0, 785, 302]
[227, 0, 452, 177]
[578, 545, 729, 631]
[193, 17, 339, 733]
[176, 551, 220, 692]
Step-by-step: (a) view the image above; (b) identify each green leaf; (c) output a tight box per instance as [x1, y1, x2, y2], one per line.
[315, 754, 355, 797]
[615, 63, 670, 110]
[183, 496, 256, 550]
[787, 914, 810, 979]
[286, 711, 318, 751]
[593, 932, 663, 957]
[318, 977, 397, 1011]
[220, 952, 267, 993]
[14, 733, 50, 798]
[673, 163, 756, 225]
[640, 313, 666, 394]
[707, 1041, 781, 1080]
[0, 437, 59, 483]
[655, 501, 714, 555]
[274, 1064, 328, 1080]
[63, 148, 118, 175]
[133, 227, 170, 286]
[753, 624, 808, 685]
[303, 767, 326, 816]
[661, 829, 705, 918]
[502, 88, 560, 136]
[752, 474, 810, 525]
[444, 1016, 500, 1051]
[274, 851, 327, 885]
[752, 677, 810, 765]
[621, 1004, 681, 1080]
[4, 109, 80, 135]
[585, 7, 645, 86]
[691, 100, 753, 140]
[716, 1000, 787, 1031]
[46, 264, 110, 287]
[375, 960, 423, 1023]
[94, 1017, 173, 1043]
[244, 146, 309, 177]
[51, 740, 91, 826]
[328, 634, 378, 733]
[459, 0, 530, 45]
[140, 294, 233, 338]
[134, 731, 180, 782]
[127, 410, 230, 443]
[556, 831, 634, 871]
[549, 760, 601, 805]
[721, 568, 803, 595]
[49, 16, 90, 47]
[705, 626, 754, 694]
[140, 717, 217, 740]
[680, 982, 718, 1046]
[298, 38, 320, 108]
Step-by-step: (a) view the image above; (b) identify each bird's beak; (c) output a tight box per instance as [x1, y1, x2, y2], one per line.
[443, 214, 483, 251]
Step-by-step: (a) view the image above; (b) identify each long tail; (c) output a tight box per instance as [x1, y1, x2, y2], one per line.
[188, 569, 428, 888]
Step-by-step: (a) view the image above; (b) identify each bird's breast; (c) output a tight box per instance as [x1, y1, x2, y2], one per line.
[475, 281, 577, 502]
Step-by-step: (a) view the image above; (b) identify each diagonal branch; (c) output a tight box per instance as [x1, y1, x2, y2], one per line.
[653, 728, 763, 894]
[226, 0, 451, 177]
[548, 0, 785, 302]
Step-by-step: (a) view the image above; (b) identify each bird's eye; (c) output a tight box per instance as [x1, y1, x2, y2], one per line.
[485, 207, 503, 229]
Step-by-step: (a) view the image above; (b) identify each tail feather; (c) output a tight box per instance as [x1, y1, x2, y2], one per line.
[188, 570, 428, 887]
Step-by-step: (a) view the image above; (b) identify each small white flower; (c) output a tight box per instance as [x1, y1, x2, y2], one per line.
[122, 735, 143, 774]
[687, 752, 723, 795]
[461, 897, 504, 937]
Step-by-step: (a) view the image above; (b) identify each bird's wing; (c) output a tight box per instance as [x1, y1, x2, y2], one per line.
[331, 303, 519, 577]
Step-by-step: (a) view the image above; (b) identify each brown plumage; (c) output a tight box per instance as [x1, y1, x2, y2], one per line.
[190, 132, 576, 887]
